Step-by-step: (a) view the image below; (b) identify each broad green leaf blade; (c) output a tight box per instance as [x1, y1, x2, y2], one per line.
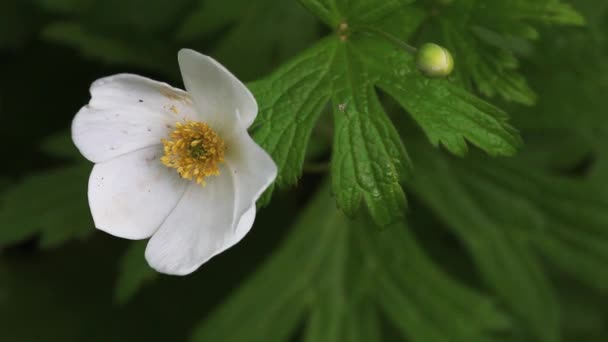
[409, 148, 560, 342]
[446, 31, 536, 105]
[0, 164, 94, 249]
[561, 279, 608, 341]
[191, 183, 340, 342]
[179, 0, 320, 80]
[114, 241, 157, 305]
[298, 0, 415, 26]
[362, 37, 521, 157]
[513, 4, 608, 170]
[42, 22, 173, 72]
[491, 0, 584, 26]
[249, 38, 338, 204]
[250, 9, 521, 216]
[465, 231, 558, 342]
[42, 0, 192, 34]
[303, 210, 382, 342]
[366, 223, 509, 342]
[332, 0, 415, 25]
[305, 298, 382, 342]
[471, 161, 608, 294]
[40, 132, 82, 159]
[194, 183, 507, 341]
[35, 0, 194, 78]
[419, 0, 584, 104]
[0, 134, 93, 249]
[331, 42, 410, 225]
[177, 0, 250, 41]
[371, 3, 425, 38]
[539, 222, 608, 294]
[388, 78, 521, 156]
[297, 0, 338, 26]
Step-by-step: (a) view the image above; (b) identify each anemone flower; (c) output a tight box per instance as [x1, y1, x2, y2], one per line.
[72, 49, 277, 275]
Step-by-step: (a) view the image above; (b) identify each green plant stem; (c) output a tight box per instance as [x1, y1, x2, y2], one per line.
[356, 26, 418, 54]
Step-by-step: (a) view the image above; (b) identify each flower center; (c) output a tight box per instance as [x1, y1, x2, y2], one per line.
[161, 121, 226, 186]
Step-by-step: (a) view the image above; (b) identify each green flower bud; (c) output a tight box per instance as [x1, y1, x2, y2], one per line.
[416, 43, 454, 78]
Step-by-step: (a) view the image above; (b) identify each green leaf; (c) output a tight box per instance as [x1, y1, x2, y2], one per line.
[42, 22, 174, 72]
[37, 0, 321, 81]
[297, 0, 340, 26]
[443, 26, 537, 105]
[298, 0, 415, 26]
[0, 134, 93, 249]
[179, 0, 320, 80]
[511, 4, 608, 170]
[490, 8, 608, 296]
[560, 280, 608, 341]
[114, 241, 158, 305]
[419, 0, 584, 104]
[362, 38, 521, 157]
[0, 163, 93, 249]
[193, 183, 508, 341]
[0, 235, 195, 341]
[177, 0, 249, 40]
[40, 132, 82, 159]
[249, 38, 337, 204]
[474, 161, 608, 294]
[408, 144, 608, 341]
[191, 183, 333, 342]
[574, 0, 608, 45]
[40, 0, 192, 35]
[367, 220, 509, 342]
[250, 7, 520, 221]
[304, 297, 382, 342]
[331, 42, 409, 225]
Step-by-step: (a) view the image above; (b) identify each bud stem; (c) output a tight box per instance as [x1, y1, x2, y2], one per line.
[356, 26, 418, 54]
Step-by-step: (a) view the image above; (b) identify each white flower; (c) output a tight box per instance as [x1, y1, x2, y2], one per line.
[72, 49, 277, 275]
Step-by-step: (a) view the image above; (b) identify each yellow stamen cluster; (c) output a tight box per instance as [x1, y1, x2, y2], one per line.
[161, 121, 226, 186]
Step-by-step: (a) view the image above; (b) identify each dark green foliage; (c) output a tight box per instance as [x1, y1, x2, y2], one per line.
[192, 184, 507, 342]
[250, 5, 520, 222]
[415, 0, 584, 105]
[1, 0, 608, 341]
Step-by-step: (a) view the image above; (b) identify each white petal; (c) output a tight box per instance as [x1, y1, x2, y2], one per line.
[177, 49, 258, 134]
[72, 74, 198, 163]
[225, 204, 256, 249]
[88, 146, 187, 240]
[145, 170, 238, 275]
[225, 128, 277, 226]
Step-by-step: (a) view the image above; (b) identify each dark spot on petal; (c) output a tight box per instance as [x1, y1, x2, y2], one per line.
[147, 128, 152, 132]
[139, 99, 144, 103]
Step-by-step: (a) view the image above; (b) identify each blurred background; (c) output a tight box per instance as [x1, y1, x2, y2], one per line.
[0, 1, 322, 340]
[1, 0, 608, 341]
